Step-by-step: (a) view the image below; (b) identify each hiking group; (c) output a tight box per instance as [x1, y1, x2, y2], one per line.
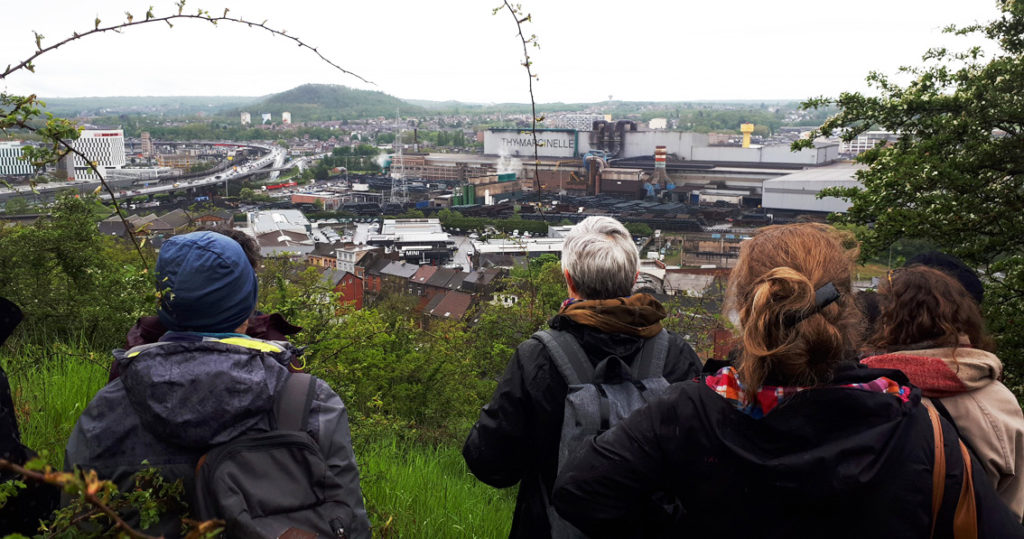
[0, 215, 1022, 538]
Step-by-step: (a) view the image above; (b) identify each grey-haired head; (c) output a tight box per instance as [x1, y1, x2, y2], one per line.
[561, 216, 639, 300]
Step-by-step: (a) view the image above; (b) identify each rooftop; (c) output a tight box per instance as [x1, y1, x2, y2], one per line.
[249, 209, 310, 236]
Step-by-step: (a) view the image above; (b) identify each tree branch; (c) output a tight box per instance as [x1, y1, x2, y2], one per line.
[2, 11, 372, 84]
[0, 459, 161, 539]
[500, 2, 545, 210]
[16, 123, 150, 269]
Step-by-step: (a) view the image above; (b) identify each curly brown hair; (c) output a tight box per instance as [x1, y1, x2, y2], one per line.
[869, 265, 994, 353]
[725, 223, 862, 402]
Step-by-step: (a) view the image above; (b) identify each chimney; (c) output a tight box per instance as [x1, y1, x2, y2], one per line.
[649, 145, 669, 188]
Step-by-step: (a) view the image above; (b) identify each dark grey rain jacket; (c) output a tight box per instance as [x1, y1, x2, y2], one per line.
[64, 334, 370, 538]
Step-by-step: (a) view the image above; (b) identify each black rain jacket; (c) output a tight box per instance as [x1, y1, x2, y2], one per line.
[552, 364, 1024, 538]
[462, 315, 703, 538]
[65, 333, 370, 538]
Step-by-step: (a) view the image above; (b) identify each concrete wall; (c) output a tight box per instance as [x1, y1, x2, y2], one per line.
[692, 144, 832, 165]
[616, 131, 708, 160]
[761, 190, 852, 213]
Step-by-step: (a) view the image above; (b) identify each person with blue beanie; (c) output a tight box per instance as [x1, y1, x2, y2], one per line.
[64, 231, 370, 537]
[109, 230, 304, 382]
[156, 231, 259, 334]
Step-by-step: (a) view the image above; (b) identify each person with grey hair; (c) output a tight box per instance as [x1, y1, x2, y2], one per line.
[463, 216, 702, 539]
[560, 216, 639, 301]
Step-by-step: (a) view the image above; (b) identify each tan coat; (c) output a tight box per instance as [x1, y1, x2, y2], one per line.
[864, 346, 1024, 519]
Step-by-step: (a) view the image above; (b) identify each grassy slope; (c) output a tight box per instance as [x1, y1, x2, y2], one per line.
[3, 352, 513, 538]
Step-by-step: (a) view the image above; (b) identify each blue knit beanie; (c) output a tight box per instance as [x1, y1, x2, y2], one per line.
[156, 231, 258, 333]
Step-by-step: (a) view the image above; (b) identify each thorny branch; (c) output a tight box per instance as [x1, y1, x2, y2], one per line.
[2, 6, 372, 84]
[27, 123, 150, 268]
[498, 2, 545, 207]
[0, 459, 161, 539]
[1, 1, 374, 272]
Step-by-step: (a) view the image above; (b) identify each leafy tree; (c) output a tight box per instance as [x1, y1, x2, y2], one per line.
[623, 222, 653, 237]
[4, 196, 29, 214]
[0, 194, 153, 349]
[795, 1, 1024, 385]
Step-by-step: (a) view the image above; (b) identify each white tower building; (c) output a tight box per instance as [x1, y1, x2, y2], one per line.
[57, 129, 126, 181]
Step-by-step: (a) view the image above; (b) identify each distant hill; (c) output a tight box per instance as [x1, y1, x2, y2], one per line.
[251, 84, 426, 121]
[39, 96, 257, 117]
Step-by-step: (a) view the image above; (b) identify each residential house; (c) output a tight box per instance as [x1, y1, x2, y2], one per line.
[426, 291, 473, 321]
[307, 242, 343, 269]
[160, 208, 192, 234]
[424, 268, 458, 302]
[338, 245, 380, 277]
[444, 271, 469, 292]
[409, 265, 439, 310]
[459, 268, 503, 295]
[193, 209, 234, 230]
[322, 268, 365, 310]
[379, 261, 419, 295]
[362, 255, 393, 297]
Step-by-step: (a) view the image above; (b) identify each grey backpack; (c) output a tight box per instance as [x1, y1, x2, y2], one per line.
[193, 373, 354, 539]
[532, 329, 671, 539]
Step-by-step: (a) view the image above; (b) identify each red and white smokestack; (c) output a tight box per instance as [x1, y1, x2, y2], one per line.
[650, 145, 669, 188]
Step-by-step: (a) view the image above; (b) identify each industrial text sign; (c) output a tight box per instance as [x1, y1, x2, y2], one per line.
[484, 130, 577, 158]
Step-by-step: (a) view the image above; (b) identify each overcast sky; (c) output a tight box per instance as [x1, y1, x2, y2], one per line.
[0, 1, 1003, 104]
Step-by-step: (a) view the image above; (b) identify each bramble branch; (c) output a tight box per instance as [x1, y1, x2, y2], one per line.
[0, 459, 160, 539]
[499, 1, 543, 199]
[2, 5, 371, 84]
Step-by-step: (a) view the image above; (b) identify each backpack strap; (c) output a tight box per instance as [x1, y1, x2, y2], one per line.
[632, 329, 669, 380]
[926, 402, 946, 539]
[532, 330, 593, 385]
[925, 400, 978, 539]
[954, 441, 978, 539]
[273, 372, 316, 431]
[928, 397, 981, 461]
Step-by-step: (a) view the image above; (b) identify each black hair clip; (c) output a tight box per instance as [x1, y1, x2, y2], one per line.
[784, 282, 841, 328]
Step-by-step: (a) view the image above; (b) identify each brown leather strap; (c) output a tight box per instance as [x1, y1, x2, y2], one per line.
[926, 402, 945, 539]
[954, 441, 978, 539]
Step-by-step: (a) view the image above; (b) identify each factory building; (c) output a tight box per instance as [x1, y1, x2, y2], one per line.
[483, 126, 838, 167]
[761, 163, 864, 213]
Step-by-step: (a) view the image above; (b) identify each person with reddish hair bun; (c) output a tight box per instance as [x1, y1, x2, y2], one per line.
[862, 264, 1024, 519]
[551, 223, 1023, 538]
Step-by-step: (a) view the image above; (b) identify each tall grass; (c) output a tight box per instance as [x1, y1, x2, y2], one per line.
[360, 438, 515, 538]
[3, 347, 515, 537]
[2, 344, 110, 469]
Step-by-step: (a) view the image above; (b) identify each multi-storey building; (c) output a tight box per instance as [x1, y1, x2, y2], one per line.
[56, 129, 126, 181]
[0, 141, 34, 176]
[140, 132, 154, 158]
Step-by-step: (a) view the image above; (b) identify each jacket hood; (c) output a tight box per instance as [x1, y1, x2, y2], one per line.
[861, 346, 1002, 397]
[116, 338, 294, 447]
[692, 364, 922, 496]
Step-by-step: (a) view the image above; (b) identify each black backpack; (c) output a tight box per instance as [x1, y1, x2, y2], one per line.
[193, 373, 354, 539]
[533, 328, 671, 539]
